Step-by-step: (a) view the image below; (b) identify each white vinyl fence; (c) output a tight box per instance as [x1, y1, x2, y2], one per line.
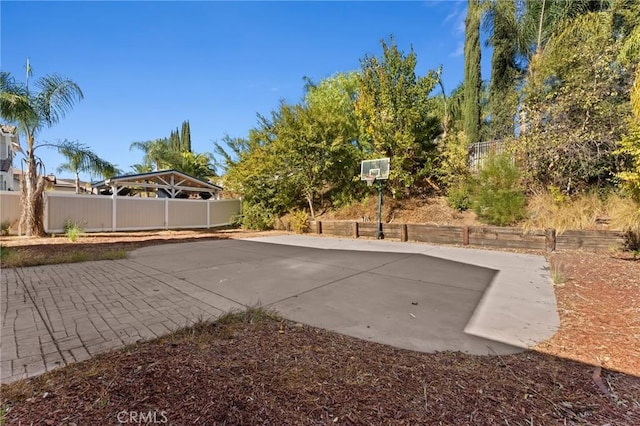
[0, 191, 241, 234]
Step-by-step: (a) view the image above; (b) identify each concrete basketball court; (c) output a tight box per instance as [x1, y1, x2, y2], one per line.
[1, 234, 559, 383]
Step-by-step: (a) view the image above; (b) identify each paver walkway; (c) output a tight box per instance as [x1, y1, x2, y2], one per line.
[1, 236, 559, 384]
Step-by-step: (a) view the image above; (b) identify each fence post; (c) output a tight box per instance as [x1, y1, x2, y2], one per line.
[164, 198, 169, 230]
[111, 191, 117, 231]
[353, 221, 359, 238]
[463, 226, 469, 245]
[316, 220, 322, 235]
[545, 228, 556, 252]
[401, 224, 408, 242]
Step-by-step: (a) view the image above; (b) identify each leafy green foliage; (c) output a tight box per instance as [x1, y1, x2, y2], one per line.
[615, 67, 640, 202]
[241, 202, 275, 231]
[130, 122, 214, 180]
[484, 0, 519, 139]
[464, 0, 482, 145]
[355, 37, 441, 196]
[217, 72, 361, 219]
[472, 154, 526, 226]
[519, 12, 634, 192]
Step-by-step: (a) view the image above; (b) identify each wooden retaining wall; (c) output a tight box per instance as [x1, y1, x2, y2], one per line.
[309, 220, 626, 252]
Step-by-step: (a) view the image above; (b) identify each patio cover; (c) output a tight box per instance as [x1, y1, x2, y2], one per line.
[92, 169, 222, 199]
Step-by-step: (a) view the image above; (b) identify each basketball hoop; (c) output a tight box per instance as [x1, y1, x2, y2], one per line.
[364, 175, 376, 187]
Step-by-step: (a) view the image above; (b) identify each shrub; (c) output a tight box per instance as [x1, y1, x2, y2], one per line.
[472, 153, 526, 226]
[63, 219, 84, 242]
[0, 220, 10, 236]
[241, 202, 274, 231]
[288, 209, 309, 234]
[446, 181, 472, 212]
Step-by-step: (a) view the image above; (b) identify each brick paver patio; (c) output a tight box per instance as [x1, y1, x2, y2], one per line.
[1, 259, 222, 383]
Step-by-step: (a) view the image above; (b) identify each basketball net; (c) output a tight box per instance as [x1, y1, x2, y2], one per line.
[365, 175, 376, 187]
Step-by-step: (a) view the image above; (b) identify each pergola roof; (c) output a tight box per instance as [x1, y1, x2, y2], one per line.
[92, 169, 222, 198]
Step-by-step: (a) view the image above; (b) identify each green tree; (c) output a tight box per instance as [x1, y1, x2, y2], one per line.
[464, 0, 482, 145]
[0, 67, 83, 236]
[56, 141, 119, 193]
[355, 37, 441, 196]
[217, 72, 361, 221]
[520, 11, 634, 192]
[180, 120, 191, 152]
[484, 0, 519, 139]
[169, 129, 180, 153]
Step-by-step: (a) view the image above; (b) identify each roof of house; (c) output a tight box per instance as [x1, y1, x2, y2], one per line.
[0, 124, 18, 135]
[92, 169, 222, 196]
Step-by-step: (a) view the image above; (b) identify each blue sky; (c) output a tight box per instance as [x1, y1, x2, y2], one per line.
[1, 1, 490, 181]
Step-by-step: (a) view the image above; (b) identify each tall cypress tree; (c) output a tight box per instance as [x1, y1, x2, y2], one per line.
[180, 120, 191, 152]
[464, 0, 482, 144]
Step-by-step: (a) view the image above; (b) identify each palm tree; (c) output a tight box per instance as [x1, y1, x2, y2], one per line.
[129, 138, 174, 171]
[175, 151, 215, 180]
[0, 66, 83, 236]
[56, 141, 118, 193]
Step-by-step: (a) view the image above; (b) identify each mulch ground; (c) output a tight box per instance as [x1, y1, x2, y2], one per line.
[1, 230, 640, 424]
[2, 313, 639, 425]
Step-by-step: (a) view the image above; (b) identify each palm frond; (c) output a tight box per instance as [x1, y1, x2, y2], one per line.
[34, 74, 84, 127]
[0, 71, 37, 126]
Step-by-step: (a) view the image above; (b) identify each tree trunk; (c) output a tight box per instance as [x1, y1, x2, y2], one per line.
[20, 154, 46, 237]
[306, 192, 315, 219]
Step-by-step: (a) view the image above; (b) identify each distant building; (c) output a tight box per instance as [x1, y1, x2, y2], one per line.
[0, 124, 18, 191]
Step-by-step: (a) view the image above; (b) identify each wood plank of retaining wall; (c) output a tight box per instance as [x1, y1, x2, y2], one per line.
[382, 224, 402, 239]
[358, 222, 378, 238]
[556, 230, 625, 251]
[320, 221, 354, 237]
[406, 224, 464, 245]
[468, 226, 547, 250]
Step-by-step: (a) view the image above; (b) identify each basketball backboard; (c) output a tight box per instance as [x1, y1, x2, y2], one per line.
[360, 157, 390, 181]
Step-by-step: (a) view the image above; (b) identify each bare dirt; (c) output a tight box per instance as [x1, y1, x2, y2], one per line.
[1, 229, 639, 424]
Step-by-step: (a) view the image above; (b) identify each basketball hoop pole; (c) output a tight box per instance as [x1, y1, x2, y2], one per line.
[376, 180, 384, 240]
[360, 157, 389, 240]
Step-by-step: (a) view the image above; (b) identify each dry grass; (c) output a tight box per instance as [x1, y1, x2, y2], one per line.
[524, 191, 617, 234]
[0, 245, 128, 268]
[609, 196, 640, 234]
[323, 196, 478, 225]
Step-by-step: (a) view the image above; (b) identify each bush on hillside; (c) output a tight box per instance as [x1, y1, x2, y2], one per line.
[446, 180, 472, 212]
[472, 154, 526, 226]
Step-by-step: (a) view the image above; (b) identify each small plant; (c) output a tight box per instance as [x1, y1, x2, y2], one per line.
[288, 209, 309, 234]
[548, 185, 567, 205]
[63, 219, 84, 242]
[472, 153, 526, 226]
[0, 402, 9, 426]
[550, 263, 566, 285]
[0, 220, 10, 236]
